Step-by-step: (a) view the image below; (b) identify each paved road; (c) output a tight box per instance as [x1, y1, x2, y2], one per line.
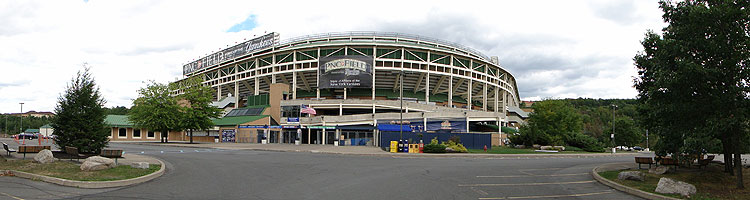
[1, 140, 643, 200]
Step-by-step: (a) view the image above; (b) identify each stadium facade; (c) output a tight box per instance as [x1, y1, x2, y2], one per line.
[173, 32, 525, 147]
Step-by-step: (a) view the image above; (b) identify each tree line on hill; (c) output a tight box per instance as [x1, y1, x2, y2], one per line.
[509, 98, 646, 152]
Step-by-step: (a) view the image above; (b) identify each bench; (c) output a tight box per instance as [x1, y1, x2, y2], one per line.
[635, 157, 655, 169]
[17, 145, 51, 159]
[659, 157, 679, 171]
[3, 142, 16, 157]
[100, 149, 123, 165]
[65, 146, 86, 161]
[696, 155, 715, 169]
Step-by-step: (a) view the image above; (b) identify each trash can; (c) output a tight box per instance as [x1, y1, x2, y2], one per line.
[334, 140, 339, 146]
[390, 141, 398, 153]
[295, 139, 301, 145]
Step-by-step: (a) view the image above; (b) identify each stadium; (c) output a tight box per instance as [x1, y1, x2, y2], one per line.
[166, 32, 524, 148]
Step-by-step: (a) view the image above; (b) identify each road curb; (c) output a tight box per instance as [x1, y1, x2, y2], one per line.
[591, 163, 681, 200]
[124, 141, 641, 158]
[3, 155, 165, 189]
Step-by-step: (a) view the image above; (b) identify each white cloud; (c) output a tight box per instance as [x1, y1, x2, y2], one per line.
[0, 0, 665, 113]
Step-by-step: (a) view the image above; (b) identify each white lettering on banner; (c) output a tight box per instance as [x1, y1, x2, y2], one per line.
[183, 32, 279, 75]
[323, 59, 368, 74]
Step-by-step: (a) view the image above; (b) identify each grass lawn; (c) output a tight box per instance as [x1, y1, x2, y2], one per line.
[467, 146, 602, 154]
[1, 158, 160, 181]
[599, 165, 750, 200]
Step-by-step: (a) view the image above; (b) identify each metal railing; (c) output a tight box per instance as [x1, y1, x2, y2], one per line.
[277, 31, 492, 61]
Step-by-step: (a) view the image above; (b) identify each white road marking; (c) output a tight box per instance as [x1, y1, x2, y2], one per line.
[476, 173, 588, 178]
[0, 192, 25, 200]
[458, 180, 595, 187]
[478, 190, 613, 200]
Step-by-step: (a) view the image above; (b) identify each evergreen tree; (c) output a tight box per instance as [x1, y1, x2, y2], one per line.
[52, 67, 109, 153]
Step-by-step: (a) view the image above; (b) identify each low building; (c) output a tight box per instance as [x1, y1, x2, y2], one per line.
[105, 115, 182, 141]
[9, 111, 54, 118]
[39, 124, 53, 137]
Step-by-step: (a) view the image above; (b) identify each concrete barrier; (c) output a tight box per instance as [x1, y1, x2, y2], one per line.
[591, 163, 680, 200]
[4, 155, 165, 189]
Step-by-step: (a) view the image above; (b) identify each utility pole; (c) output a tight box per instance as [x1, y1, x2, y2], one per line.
[611, 104, 617, 154]
[399, 70, 404, 142]
[19, 102, 24, 134]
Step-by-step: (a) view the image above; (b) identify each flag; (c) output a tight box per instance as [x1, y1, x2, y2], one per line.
[300, 105, 316, 115]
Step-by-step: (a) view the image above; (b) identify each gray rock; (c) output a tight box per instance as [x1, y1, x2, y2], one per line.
[131, 162, 150, 169]
[553, 146, 566, 151]
[649, 166, 669, 175]
[532, 144, 541, 149]
[33, 149, 55, 164]
[540, 146, 553, 150]
[617, 171, 645, 181]
[84, 156, 115, 167]
[445, 147, 456, 153]
[655, 177, 696, 197]
[80, 161, 109, 171]
[514, 145, 526, 149]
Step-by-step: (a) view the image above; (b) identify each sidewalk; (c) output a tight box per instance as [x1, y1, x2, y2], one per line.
[117, 141, 642, 158]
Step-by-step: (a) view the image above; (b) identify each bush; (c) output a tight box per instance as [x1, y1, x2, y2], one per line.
[442, 140, 468, 153]
[423, 143, 447, 153]
[564, 132, 605, 152]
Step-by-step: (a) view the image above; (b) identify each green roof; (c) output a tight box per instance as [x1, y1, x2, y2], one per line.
[40, 124, 52, 128]
[106, 115, 134, 127]
[501, 126, 519, 133]
[24, 129, 39, 133]
[212, 115, 269, 126]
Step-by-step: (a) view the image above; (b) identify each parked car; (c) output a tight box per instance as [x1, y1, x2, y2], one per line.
[15, 133, 38, 140]
[632, 146, 644, 151]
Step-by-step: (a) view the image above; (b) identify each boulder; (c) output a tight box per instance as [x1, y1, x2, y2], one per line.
[84, 156, 115, 168]
[131, 162, 150, 169]
[649, 166, 669, 175]
[80, 161, 109, 171]
[540, 146, 553, 150]
[514, 145, 526, 149]
[532, 144, 541, 149]
[617, 171, 645, 181]
[445, 147, 456, 153]
[553, 146, 566, 151]
[33, 149, 55, 164]
[655, 177, 696, 197]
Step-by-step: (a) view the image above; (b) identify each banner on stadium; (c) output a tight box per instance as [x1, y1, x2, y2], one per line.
[183, 32, 280, 75]
[318, 55, 373, 88]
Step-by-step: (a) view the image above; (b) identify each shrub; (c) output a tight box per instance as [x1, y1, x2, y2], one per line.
[564, 146, 583, 152]
[442, 140, 468, 153]
[423, 143, 446, 153]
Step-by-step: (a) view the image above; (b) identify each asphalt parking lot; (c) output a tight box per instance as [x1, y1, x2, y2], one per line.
[0, 139, 643, 200]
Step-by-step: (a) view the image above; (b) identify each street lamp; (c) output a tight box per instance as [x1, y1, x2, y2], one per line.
[611, 104, 617, 154]
[391, 70, 413, 142]
[19, 102, 24, 134]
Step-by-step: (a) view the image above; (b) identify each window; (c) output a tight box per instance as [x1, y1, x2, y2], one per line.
[147, 131, 155, 139]
[118, 128, 127, 138]
[133, 129, 141, 138]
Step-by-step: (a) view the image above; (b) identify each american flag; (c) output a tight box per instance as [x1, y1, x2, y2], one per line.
[300, 105, 316, 115]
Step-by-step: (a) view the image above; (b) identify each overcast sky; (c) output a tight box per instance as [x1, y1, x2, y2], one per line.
[0, 0, 666, 113]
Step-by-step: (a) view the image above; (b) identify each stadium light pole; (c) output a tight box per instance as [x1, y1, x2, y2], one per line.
[19, 102, 24, 134]
[611, 104, 617, 154]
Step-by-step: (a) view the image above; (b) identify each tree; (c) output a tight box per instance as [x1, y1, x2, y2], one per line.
[174, 77, 222, 143]
[634, 0, 749, 189]
[129, 81, 183, 143]
[510, 100, 604, 151]
[51, 67, 109, 153]
[104, 106, 130, 115]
